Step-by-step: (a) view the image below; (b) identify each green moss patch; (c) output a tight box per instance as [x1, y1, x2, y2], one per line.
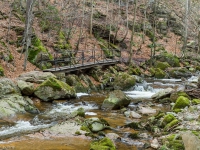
[0, 65, 4, 76]
[90, 137, 116, 150]
[173, 96, 190, 112]
[155, 61, 170, 70]
[154, 68, 166, 79]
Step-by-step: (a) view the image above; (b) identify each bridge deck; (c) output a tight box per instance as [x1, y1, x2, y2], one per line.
[43, 59, 119, 73]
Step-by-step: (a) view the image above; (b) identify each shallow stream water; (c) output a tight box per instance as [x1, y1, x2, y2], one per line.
[0, 76, 196, 150]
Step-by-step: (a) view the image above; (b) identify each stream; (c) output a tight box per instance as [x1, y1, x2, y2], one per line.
[0, 76, 197, 150]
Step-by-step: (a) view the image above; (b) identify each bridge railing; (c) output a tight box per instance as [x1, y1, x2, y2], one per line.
[39, 49, 124, 71]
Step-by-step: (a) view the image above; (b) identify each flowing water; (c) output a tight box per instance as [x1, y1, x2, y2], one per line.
[0, 77, 195, 150]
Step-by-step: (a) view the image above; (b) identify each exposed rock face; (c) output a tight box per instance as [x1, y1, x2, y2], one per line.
[18, 71, 56, 83]
[0, 94, 39, 117]
[0, 78, 21, 97]
[34, 77, 76, 101]
[17, 80, 34, 96]
[102, 90, 131, 110]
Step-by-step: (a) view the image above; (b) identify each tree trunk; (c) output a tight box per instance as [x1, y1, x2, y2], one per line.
[90, 0, 94, 35]
[23, 0, 35, 71]
[129, 0, 137, 64]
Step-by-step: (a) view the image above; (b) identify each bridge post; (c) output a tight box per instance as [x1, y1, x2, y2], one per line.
[82, 50, 84, 66]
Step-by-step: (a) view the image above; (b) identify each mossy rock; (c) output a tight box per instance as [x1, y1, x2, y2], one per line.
[172, 96, 190, 112]
[90, 137, 116, 150]
[192, 99, 200, 105]
[113, 72, 136, 90]
[102, 90, 131, 110]
[128, 67, 141, 75]
[155, 52, 180, 67]
[154, 68, 166, 79]
[0, 65, 4, 76]
[161, 114, 176, 127]
[167, 67, 191, 78]
[149, 67, 155, 76]
[34, 77, 76, 101]
[28, 36, 52, 69]
[162, 134, 184, 150]
[155, 61, 170, 70]
[164, 119, 179, 131]
[170, 91, 190, 102]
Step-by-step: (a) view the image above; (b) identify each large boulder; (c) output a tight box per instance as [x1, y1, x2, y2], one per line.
[113, 72, 136, 90]
[167, 67, 192, 78]
[18, 71, 56, 83]
[0, 94, 39, 117]
[17, 80, 34, 96]
[182, 131, 200, 150]
[101, 90, 131, 110]
[155, 52, 180, 67]
[0, 78, 21, 98]
[34, 77, 76, 101]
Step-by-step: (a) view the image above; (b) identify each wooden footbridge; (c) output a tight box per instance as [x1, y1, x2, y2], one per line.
[42, 49, 122, 73]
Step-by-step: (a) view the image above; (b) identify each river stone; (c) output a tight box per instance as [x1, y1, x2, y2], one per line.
[17, 80, 34, 96]
[0, 94, 39, 117]
[151, 138, 160, 149]
[130, 111, 142, 119]
[34, 77, 76, 101]
[101, 90, 131, 110]
[18, 71, 56, 83]
[0, 78, 21, 98]
[181, 131, 200, 150]
[151, 88, 174, 100]
[167, 67, 192, 78]
[138, 107, 156, 115]
[106, 133, 120, 141]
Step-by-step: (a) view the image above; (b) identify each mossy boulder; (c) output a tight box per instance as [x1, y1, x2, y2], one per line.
[155, 52, 180, 67]
[0, 65, 4, 76]
[155, 61, 170, 70]
[113, 72, 136, 90]
[34, 77, 76, 101]
[65, 74, 89, 93]
[161, 114, 176, 127]
[102, 90, 131, 110]
[172, 96, 190, 112]
[161, 134, 184, 150]
[167, 67, 192, 78]
[0, 78, 21, 98]
[154, 68, 166, 79]
[0, 94, 39, 117]
[90, 137, 116, 150]
[17, 80, 34, 96]
[170, 91, 190, 102]
[28, 36, 52, 69]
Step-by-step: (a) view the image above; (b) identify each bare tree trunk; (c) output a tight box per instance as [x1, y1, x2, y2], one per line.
[120, 0, 129, 43]
[142, 0, 148, 44]
[182, 0, 190, 57]
[76, 0, 85, 50]
[23, 0, 35, 71]
[129, 0, 137, 64]
[114, 0, 121, 43]
[152, 0, 157, 58]
[90, 0, 94, 35]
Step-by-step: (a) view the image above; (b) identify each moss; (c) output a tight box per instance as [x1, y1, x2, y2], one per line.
[90, 137, 116, 150]
[72, 107, 85, 117]
[154, 68, 166, 79]
[170, 91, 190, 102]
[81, 125, 91, 132]
[172, 96, 190, 112]
[37, 77, 72, 91]
[128, 67, 141, 75]
[162, 114, 176, 127]
[155, 61, 170, 70]
[192, 99, 200, 105]
[149, 67, 155, 76]
[75, 131, 81, 135]
[0, 65, 4, 76]
[164, 119, 179, 131]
